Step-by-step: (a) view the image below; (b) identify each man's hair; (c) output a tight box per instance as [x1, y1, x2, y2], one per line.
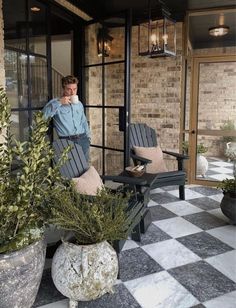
[61, 75, 78, 88]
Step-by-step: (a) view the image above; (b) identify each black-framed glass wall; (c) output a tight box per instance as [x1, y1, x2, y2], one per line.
[82, 11, 132, 175]
[3, 0, 81, 141]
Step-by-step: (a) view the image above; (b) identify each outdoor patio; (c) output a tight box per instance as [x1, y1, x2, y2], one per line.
[34, 184, 236, 308]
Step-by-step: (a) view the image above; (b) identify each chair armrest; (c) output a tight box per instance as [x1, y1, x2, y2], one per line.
[163, 150, 189, 160]
[102, 175, 147, 186]
[130, 153, 152, 164]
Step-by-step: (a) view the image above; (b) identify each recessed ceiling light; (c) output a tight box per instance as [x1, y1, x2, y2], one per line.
[30, 6, 41, 12]
[209, 25, 229, 37]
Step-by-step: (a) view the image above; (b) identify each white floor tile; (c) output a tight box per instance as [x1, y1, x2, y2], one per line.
[122, 239, 139, 251]
[162, 201, 203, 216]
[147, 199, 159, 207]
[142, 239, 201, 270]
[150, 188, 165, 194]
[124, 271, 199, 308]
[210, 161, 233, 167]
[154, 217, 202, 238]
[210, 167, 234, 174]
[207, 225, 236, 249]
[203, 290, 236, 308]
[208, 174, 234, 181]
[168, 189, 204, 200]
[208, 194, 224, 202]
[208, 208, 231, 223]
[206, 250, 236, 283]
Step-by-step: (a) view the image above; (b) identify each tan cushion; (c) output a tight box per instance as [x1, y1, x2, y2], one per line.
[72, 166, 104, 196]
[133, 146, 168, 174]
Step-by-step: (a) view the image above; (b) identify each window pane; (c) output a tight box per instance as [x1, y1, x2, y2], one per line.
[105, 108, 124, 150]
[3, 0, 27, 51]
[29, 0, 47, 56]
[87, 107, 102, 146]
[105, 63, 124, 106]
[10, 111, 29, 141]
[84, 67, 102, 106]
[105, 149, 123, 175]
[85, 23, 102, 66]
[30, 55, 48, 107]
[90, 147, 103, 175]
[4, 49, 28, 108]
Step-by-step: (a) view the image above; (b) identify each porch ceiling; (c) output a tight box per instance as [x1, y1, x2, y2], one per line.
[71, 0, 236, 49]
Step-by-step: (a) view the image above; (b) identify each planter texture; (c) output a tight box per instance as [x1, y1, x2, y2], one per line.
[52, 240, 118, 307]
[0, 238, 46, 308]
[220, 193, 236, 224]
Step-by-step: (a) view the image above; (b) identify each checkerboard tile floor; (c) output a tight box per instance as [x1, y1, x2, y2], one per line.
[34, 185, 236, 308]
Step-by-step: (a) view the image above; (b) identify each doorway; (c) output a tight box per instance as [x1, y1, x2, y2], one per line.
[188, 55, 236, 185]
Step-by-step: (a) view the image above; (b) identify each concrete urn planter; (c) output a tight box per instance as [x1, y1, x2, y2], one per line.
[197, 154, 208, 177]
[220, 193, 236, 224]
[51, 240, 119, 308]
[0, 238, 46, 308]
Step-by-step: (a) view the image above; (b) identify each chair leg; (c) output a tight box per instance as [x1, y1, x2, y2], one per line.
[131, 223, 141, 242]
[179, 185, 185, 200]
[140, 209, 152, 233]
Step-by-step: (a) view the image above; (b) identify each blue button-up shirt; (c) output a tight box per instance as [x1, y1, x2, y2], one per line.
[43, 98, 90, 138]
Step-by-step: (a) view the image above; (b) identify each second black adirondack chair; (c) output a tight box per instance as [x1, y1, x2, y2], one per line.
[129, 123, 188, 200]
[52, 138, 147, 252]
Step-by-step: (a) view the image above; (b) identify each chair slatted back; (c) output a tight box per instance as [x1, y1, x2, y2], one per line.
[129, 123, 158, 148]
[53, 139, 89, 179]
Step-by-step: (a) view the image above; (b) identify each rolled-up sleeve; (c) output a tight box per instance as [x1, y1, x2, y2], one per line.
[43, 98, 62, 120]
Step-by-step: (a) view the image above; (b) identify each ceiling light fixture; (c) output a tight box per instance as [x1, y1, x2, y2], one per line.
[30, 6, 41, 12]
[209, 25, 229, 37]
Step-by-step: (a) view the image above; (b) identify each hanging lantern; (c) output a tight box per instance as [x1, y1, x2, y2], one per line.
[97, 27, 113, 57]
[138, 0, 176, 58]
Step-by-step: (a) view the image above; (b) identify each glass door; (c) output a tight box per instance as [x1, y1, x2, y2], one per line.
[83, 12, 132, 176]
[189, 56, 236, 185]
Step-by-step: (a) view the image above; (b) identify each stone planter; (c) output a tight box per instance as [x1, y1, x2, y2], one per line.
[220, 193, 236, 224]
[0, 238, 46, 308]
[197, 154, 208, 177]
[52, 240, 118, 308]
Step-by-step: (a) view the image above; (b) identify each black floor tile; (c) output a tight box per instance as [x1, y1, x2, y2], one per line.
[177, 232, 234, 258]
[149, 205, 177, 221]
[139, 223, 171, 246]
[188, 197, 220, 210]
[119, 247, 163, 282]
[151, 192, 180, 204]
[183, 212, 228, 230]
[188, 186, 220, 196]
[168, 260, 236, 302]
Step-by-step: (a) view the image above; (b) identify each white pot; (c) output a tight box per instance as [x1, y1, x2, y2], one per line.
[197, 154, 208, 177]
[51, 240, 118, 307]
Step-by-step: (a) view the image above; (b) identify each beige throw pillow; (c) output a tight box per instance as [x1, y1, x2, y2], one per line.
[133, 146, 168, 174]
[72, 166, 104, 196]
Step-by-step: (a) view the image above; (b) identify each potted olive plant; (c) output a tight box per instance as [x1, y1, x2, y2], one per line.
[48, 183, 142, 308]
[0, 88, 68, 308]
[218, 151, 236, 224]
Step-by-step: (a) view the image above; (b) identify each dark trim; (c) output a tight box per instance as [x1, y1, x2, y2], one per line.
[83, 59, 125, 68]
[124, 9, 132, 168]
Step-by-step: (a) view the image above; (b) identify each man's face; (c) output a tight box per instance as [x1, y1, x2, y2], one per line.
[63, 83, 77, 96]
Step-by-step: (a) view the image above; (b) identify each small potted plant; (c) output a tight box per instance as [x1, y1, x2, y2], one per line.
[0, 88, 68, 308]
[48, 183, 142, 308]
[182, 141, 208, 177]
[218, 177, 236, 224]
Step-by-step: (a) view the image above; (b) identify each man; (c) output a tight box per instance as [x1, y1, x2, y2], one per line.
[43, 75, 90, 161]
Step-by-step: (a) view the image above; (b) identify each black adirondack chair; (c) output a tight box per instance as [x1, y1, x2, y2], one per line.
[52, 138, 147, 252]
[129, 123, 188, 200]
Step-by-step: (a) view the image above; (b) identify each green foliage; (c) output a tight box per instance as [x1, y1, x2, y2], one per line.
[49, 184, 143, 245]
[218, 178, 236, 197]
[182, 141, 208, 155]
[0, 87, 69, 253]
[220, 120, 236, 143]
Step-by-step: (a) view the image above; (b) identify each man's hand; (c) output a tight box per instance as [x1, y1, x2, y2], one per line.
[59, 96, 71, 105]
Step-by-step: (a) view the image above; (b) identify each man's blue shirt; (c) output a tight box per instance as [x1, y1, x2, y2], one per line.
[43, 98, 90, 138]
